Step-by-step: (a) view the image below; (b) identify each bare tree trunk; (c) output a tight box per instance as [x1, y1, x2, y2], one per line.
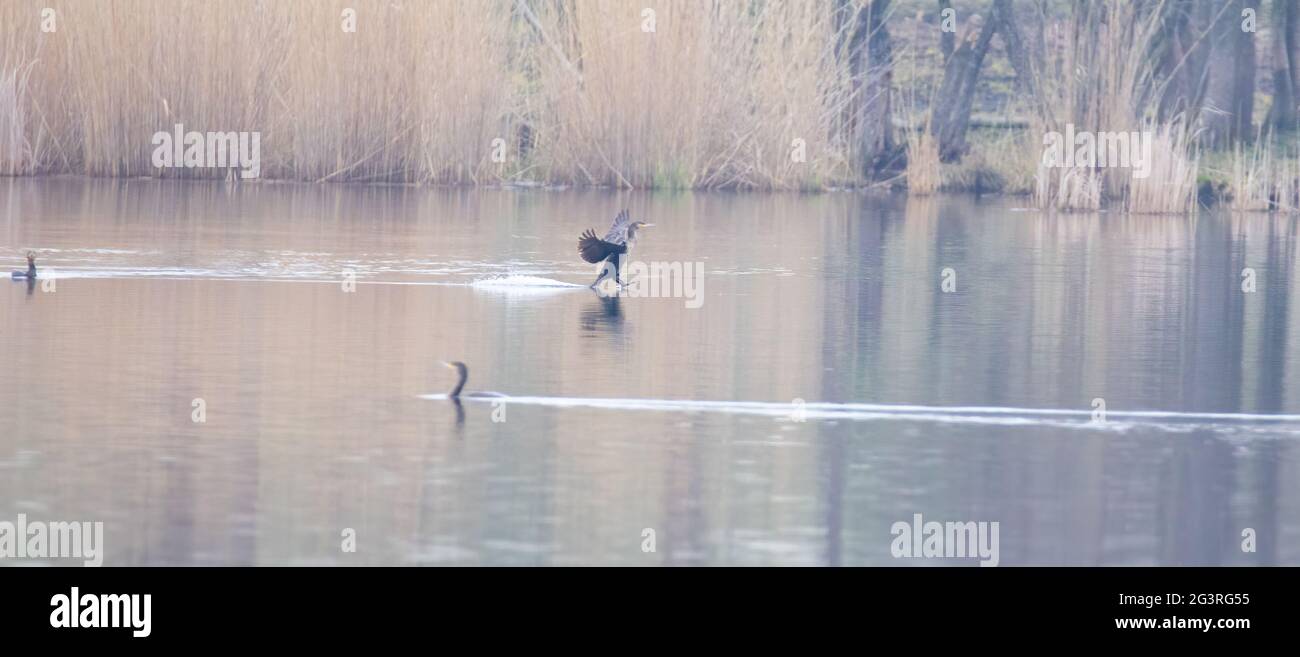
[1203, 0, 1255, 146]
[1268, 0, 1297, 131]
[837, 0, 895, 176]
[1031, 0, 1047, 69]
[862, 0, 894, 171]
[930, 12, 997, 161]
[938, 0, 954, 63]
[1234, 3, 1257, 139]
[1155, 0, 1214, 123]
[993, 0, 1048, 124]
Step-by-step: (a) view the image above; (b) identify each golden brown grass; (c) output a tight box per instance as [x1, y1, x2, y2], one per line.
[904, 129, 939, 195]
[3, 0, 519, 183]
[1229, 141, 1274, 211]
[0, 0, 867, 189]
[0, 43, 42, 175]
[1035, 163, 1102, 211]
[1124, 120, 1198, 214]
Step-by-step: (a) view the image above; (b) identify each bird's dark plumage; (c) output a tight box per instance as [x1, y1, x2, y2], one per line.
[442, 361, 506, 399]
[577, 210, 652, 288]
[578, 228, 627, 264]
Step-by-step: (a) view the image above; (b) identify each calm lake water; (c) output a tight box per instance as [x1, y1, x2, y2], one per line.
[1, 176, 1297, 566]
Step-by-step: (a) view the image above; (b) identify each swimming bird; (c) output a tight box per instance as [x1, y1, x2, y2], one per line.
[441, 361, 507, 399]
[577, 209, 653, 288]
[11, 252, 36, 280]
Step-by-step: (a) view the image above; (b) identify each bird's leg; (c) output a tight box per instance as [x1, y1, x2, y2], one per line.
[590, 259, 614, 289]
[614, 254, 624, 288]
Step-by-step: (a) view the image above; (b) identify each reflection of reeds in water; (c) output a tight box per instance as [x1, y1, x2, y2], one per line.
[1109, 208, 1197, 248]
[902, 195, 939, 227]
[882, 195, 939, 399]
[0, 0, 860, 189]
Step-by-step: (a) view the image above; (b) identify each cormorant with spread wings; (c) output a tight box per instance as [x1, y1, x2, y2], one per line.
[577, 209, 653, 288]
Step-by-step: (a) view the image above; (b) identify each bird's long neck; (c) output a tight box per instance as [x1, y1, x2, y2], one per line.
[449, 367, 467, 398]
[27, 261, 35, 276]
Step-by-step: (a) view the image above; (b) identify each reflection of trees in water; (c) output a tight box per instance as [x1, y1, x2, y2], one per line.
[815, 197, 1294, 564]
[659, 419, 709, 566]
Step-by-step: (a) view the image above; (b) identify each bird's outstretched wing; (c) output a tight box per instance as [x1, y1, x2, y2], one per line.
[578, 228, 627, 263]
[602, 209, 634, 244]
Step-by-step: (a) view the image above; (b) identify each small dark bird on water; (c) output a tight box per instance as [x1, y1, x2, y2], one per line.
[441, 361, 507, 399]
[11, 252, 36, 280]
[577, 209, 653, 288]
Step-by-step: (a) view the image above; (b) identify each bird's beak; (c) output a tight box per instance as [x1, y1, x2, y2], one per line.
[440, 361, 455, 369]
[642, 223, 655, 228]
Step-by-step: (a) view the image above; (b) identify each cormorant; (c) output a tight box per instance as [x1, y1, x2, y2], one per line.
[441, 361, 507, 399]
[11, 252, 36, 280]
[577, 209, 653, 288]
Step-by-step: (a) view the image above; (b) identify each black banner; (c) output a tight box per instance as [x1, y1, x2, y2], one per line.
[0, 567, 1289, 646]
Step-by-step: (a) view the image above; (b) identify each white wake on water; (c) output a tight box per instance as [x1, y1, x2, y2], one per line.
[419, 394, 1300, 435]
[16, 269, 590, 290]
[469, 275, 584, 290]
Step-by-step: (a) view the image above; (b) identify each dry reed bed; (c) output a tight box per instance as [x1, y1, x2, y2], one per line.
[1223, 137, 1300, 213]
[0, 0, 869, 189]
[1031, 0, 1199, 214]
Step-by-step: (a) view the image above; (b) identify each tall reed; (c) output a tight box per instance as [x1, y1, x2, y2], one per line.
[1229, 140, 1274, 211]
[900, 88, 939, 195]
[1031, 0, 1198, 213]
[1124, 120, 1198, 214]
[1227, 136, 1300, 213]
[0, 0, 864, 189]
